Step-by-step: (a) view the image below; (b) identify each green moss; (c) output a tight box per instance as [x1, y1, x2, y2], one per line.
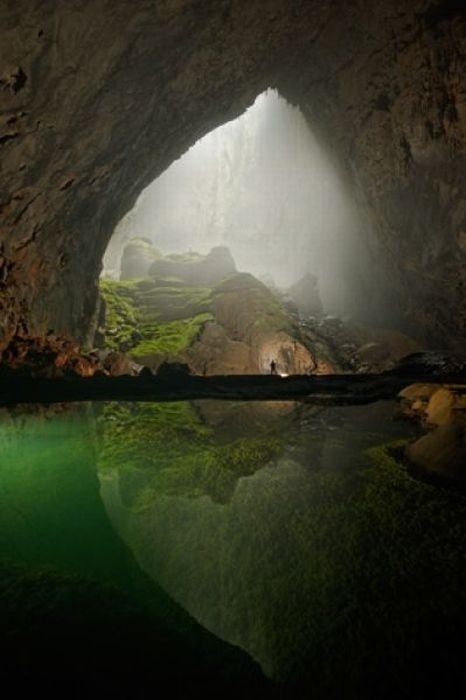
[137, 286, 212, 322]
[99, 278, 213, 358]
[98, 402, 284, 505]
[166, 252, 204, 263]
[100, 279, 141, 351]
[129, 313, 213, 363]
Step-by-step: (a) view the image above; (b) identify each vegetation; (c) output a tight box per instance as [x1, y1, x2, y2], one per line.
[98, 401, 284, 504]
[130, 314, 213, 364]
[99, 277, 213, 362]
[166, 251, 204, 263]
[99, 278, 140, 351]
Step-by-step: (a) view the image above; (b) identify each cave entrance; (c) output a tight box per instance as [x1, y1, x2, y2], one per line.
[103, 89, 362, 315]
[99, 90, 377, 376]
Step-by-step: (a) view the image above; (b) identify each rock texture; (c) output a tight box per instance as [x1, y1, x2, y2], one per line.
[0, 1, 465, 352]
[149, 246, 236, 287]
[399, 382, 466, 486]
[120, 238, 161, 279]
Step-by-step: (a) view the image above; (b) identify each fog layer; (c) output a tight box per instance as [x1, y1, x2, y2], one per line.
[104, 90, 366, 314]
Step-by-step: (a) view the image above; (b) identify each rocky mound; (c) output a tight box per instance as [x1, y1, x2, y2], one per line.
[120, 238, 162, 279]
[286, 272, 323, 318]
[100, 259, 320, 375]
[98, 245, 428, 378]
[149, 246, 236, 287]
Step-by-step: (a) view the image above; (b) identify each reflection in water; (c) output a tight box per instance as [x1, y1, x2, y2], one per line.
[97, 400, 466, 695]
[1, 401, 466, 696]
[0, 404, 270, 694]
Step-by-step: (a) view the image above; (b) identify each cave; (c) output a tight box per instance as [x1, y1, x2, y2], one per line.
[1, 2, 466, 697]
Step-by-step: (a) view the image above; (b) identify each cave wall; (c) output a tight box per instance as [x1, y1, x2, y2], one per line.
[0, 0, 464, 351]
[284, 1, 466, 349]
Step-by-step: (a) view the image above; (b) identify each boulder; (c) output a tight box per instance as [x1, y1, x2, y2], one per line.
[187, 322, 255, 374]
[120, 238, 161, 279]
[406, 420, 466, 486]
[149, 246, 236, 287]
[287, 273, 323, 318]
[103, 351, 139, 376]
[404, 384, 466, 488]
[396, 383, 438, 422]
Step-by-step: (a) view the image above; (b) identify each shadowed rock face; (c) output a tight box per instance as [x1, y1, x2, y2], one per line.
[0, 1, 465, 351]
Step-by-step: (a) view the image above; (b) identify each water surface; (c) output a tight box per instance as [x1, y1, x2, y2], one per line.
[1, 400, 466, 697]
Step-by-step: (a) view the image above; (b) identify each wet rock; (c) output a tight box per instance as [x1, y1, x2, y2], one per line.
[397, 383, 438, 422]
[425, 387, 457, 427]
[402, 382, 466, 488]
[406, 421, 466, 487]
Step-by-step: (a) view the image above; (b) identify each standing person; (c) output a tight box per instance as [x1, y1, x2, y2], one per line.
[270, 359, 277, 375]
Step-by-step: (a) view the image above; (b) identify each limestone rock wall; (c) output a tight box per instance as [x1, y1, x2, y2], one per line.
[284, 1, 466, 350]
[0, 1, 464, 351]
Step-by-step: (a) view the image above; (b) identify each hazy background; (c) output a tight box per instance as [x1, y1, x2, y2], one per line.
[104, 90, 367, 315]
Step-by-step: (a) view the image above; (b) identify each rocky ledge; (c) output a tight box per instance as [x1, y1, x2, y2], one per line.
[398, 381, 466, 489]
[0, 364, 465, 407]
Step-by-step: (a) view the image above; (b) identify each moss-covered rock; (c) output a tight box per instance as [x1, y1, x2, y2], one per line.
[99, 277, 213, 367]
[149, 246, 236, 286]
[129, 313, 214, 367]
[120, 237, 162, 279]
[99, 278, 141, 351]
[100, 255, 317, 374]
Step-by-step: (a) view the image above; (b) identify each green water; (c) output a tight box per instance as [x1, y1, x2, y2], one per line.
[1, 400, 466, 697]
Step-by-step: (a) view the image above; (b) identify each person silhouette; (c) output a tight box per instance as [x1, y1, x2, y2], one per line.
[270, 360, 278, 375]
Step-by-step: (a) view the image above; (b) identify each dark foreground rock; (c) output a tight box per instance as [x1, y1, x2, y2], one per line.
[0, 369, 465, 406]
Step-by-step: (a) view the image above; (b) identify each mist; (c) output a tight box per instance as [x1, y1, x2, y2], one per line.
[104, 90, 366, 315]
